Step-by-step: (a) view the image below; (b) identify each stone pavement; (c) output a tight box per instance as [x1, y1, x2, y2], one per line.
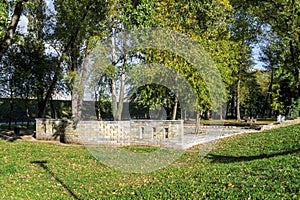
[167, 127, 258, 149]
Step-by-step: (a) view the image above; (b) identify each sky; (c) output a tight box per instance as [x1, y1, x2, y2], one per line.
[251, 45, 264, 69]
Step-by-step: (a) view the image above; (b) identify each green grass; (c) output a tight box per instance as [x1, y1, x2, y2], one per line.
[0, 124, 299, 199]
[121, 145, 160, 153]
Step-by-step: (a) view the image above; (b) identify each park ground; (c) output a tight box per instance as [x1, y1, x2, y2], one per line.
[0, 122, 299, 199]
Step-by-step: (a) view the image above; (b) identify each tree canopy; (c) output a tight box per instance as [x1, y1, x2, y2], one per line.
[0, 0, 299, 122]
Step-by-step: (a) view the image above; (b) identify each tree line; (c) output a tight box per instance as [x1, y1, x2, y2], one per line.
[0, 0, 299, 123]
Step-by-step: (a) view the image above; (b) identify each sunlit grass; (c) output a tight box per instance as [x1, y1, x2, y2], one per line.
[0, 124, 299, 199]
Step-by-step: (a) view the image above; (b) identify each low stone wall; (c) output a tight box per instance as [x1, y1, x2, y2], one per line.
[35, 119, 183, 147]
[260, 118, 300, 131]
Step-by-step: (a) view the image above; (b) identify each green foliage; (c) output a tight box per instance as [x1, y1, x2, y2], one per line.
[0, 124, 300, 198]
[240, 0, 300, 117]
[2, 0, 299, 120]
[286, 98, 300, 119]
[240, 70, 267, 117]
[0, 0, 8, 40]
[131, 83, 175, 111]
[129, 0, 236, 114]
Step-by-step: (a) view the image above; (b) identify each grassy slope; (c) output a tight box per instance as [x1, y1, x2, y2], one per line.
[0, 124, 299, 199]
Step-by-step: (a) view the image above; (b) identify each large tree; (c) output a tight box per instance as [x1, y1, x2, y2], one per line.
[51, 0, 107, 122]
[127, 0, 238, 122]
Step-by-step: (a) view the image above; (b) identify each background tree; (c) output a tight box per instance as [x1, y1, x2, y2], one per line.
[51, 0, 107, 122]
[232, 0, 300, 118]
[228, 0, 262, 120]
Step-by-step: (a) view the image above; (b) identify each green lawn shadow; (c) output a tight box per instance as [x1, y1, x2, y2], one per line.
[207, 147, 300, 163]
[30, 160, 80, 200]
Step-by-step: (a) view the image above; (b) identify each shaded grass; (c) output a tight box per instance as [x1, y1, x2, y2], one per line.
[0, 124, 299, 199]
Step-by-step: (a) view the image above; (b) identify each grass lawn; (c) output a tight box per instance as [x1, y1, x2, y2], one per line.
[0, 124, 299, 199]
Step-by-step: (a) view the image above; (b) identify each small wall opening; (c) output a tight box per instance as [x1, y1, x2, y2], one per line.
[140, 127, 144, 139]
[164, 128, 169, 139]
[152, 127, 156, 138]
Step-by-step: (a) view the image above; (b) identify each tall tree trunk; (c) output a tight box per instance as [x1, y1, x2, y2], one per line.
[76, 48, 90, 121]
[236, 66, 241, 121]
[9, 90, 13, 130]
[0, 0, 27, 59]
[25, 97, 30, 129]
[111, 78, 118, 120]
[195, 110, 201, 134]
[230, 88, 235, 118]
[71, 41, 80, 122]
[172, 91, 178, 120]
[71, 83, 79, 121]
[205, 110, 210, 120]
[262, 69, 274, 118]
[115, 68, 126, 121]
[110, 28, 118, 120]
[95, 102, 102, 121]
[111, 28, 127, 121]
[219, 103, 223, 120]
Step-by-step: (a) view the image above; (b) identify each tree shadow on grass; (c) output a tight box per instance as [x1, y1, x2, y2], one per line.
[0, 134, 21, 142]
[207, 147, 300, 164]
[30, 160, 80, 200]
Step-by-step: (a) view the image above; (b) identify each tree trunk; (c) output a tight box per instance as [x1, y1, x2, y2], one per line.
[76, 48, 90, 121]
[110, 27, 127, 121]
[115, 68, 126, 121]
[110, 28, 118, 120]
[195, 110, 201, 134]
[0, 0, 28, 59]
[236, 66, 241, 121]
[205, 110, 210, 120]
[9, 92, 13, 130]
[172, 92, 178, 120]
[230, 88, 235, 118]
[70, 41, 81, 122]
[25, 99, 30, 129]
[111, 78, 118, 120]
[219, 103, 223, 120]
[71, 83, 79, 121]
[262, 69, 274, 118]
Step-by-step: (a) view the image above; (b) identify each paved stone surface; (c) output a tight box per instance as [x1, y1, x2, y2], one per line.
[168, 127, 257, 149]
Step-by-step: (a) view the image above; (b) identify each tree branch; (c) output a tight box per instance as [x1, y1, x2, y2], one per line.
[0, 0, 28, 58]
